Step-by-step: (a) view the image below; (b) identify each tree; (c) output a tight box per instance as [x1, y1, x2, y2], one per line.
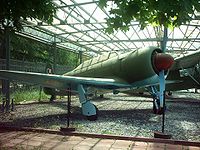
[0, 0, 56, 112]
[99, 0, 200, 33]
[0, 0, 57, 60]
[0, 0, 56, 30]
[56, 50, 79, 67]
[10, 34, 51, 62]
[10, 34, 79, 67]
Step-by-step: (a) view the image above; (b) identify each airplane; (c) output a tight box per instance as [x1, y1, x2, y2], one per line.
[166, 51, 200, 93]
[0, 46, 174, 120]
[121, 50, 200, 100]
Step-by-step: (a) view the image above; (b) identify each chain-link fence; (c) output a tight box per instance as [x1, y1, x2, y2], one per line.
[0, 59, 74, 108]
[0, 58, 73, 74]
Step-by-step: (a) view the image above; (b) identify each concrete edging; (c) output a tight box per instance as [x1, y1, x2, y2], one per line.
[0, 126, 199, 147]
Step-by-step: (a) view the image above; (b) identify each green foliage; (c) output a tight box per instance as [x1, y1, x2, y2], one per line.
[10, 88, 50, 104]
[9, 34, 78, 67]
[11, 34, 51, 62]
[99, 0, 200, 33]
[0, 0, 56, 30]
[56, 50, 79, 67]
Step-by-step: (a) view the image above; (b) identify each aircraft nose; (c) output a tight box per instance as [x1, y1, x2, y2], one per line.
[153, 53, 174, 72]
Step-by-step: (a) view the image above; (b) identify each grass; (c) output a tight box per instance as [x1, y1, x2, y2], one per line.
[1, 88, 50, 104]
[13, 88, 50, 104]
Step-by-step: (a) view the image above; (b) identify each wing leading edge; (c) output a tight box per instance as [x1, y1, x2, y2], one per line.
[0, 70, 131, 90]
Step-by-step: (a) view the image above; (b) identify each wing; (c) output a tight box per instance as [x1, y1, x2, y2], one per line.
[0, 70, 131, 90]
[171, 50, 200, 70]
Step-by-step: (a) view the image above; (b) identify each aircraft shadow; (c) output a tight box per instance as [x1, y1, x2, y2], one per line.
[0, 103, 199, 141]
[0, 106, 153, 127]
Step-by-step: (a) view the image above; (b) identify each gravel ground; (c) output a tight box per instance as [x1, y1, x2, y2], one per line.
[0, 91, 200, 142]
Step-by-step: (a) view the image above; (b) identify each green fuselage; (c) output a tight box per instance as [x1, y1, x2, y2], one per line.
[65, 47, 161, 84]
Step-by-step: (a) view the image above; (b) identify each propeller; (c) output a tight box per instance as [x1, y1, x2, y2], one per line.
[152, 51, 174, 134]
[154, 53, 174, 114]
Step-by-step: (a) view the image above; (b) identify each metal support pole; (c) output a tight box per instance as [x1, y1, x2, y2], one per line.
[79, 51, 83, 64]
[53, 35, 57, 74]
[162, 91, 166, 133]
[154, 27, 171, 139]
[38, 86, 42, 102]
[161, 27, 168, 133]
[1, 97, 6, 112]
[67, 85, 71, 128]
[161, 27, 168, 52]
[11, 98, 14, 111]
[60, 84, 75, 132]
[5, 27, 10, 112]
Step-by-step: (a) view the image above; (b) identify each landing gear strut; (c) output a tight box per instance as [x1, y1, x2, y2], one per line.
[151, 86, 165, 115]
[153, 96, 165, 115]
[151, 85, 171, 138]
[78, 84, 98, 121]
[153, 91, 171, 139]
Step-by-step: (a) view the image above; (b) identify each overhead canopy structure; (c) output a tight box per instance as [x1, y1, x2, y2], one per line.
[17, 0, 200, 57]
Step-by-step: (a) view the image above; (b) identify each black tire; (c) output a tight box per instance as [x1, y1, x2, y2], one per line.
[157, 107, 165, 115]
[168, 91, 172, 96]
[87, 115, 98, 121]
[86, 105, 99, 121]
[99, 94, 104, 98]
[153, 99, 157, 114]
[49, 95, 56, 102]
[153, 98, 161, 114]
[139, 92, 144, 95]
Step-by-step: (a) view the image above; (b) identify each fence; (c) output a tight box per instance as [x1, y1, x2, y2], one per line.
[0, 59, 73, 74]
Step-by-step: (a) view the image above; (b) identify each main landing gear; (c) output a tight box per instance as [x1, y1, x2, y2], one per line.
[151, 86, 165, 115]
[150, 85, 171, 138]
[78, 84, 98, 121]
[153, 95, 165, 115]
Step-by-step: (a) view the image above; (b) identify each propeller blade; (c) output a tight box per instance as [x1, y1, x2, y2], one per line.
[159, 70, 165, 108]
[153, 52, 174, 114]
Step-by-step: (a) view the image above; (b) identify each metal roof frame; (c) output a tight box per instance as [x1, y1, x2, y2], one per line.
[18, 0, 200, 58]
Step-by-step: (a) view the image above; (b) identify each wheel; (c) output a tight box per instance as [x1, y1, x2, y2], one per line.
[87, 115, 98, 121]
[168, 91, 172, 96]
[153, 98, 165, 115]
[99, 94, 104, 98]
[139, 92, 144, 95]
[153, 97, 159, 114]
[86, 105, 99, 121]
[49, 94, 56, 102]
[153, 99, 157, 114]
[156, 107, 165, 115]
